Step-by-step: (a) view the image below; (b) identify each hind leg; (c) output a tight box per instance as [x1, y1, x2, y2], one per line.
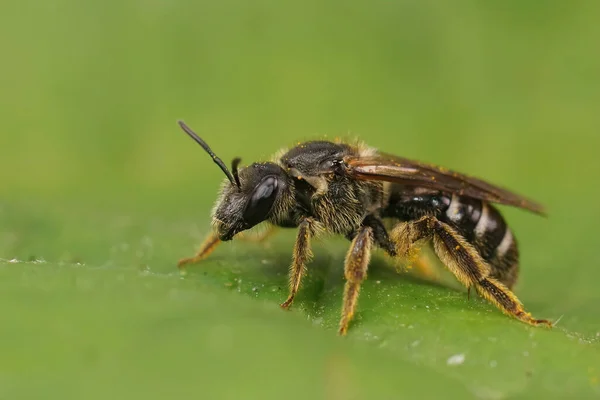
[409, 249, 442, 282]
[391, 217, 551, 327]
[431, 219, 551, 326]
[391, 217, 441, 280]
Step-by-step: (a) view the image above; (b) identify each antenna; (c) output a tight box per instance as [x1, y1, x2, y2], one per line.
[177, 120, 240, 188]
[231, 157, 242, 188]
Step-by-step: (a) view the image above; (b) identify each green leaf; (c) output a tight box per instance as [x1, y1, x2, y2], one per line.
[1, 197, 599, 399]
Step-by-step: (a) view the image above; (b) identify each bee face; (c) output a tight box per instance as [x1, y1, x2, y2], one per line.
[212, 162, 292, 241]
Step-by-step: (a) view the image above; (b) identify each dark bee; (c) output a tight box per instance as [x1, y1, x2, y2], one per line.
[177, 120, 552, 335]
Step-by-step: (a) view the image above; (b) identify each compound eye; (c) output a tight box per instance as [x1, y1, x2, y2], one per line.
[243, 176, 279, 227]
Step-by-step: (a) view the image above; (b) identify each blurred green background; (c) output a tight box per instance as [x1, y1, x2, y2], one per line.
[1, 0, 599, 398]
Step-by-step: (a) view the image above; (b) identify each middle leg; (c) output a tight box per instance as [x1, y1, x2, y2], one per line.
[339, 225, 374, 335]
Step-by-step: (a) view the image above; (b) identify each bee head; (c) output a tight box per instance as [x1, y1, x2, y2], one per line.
[178, 121, 292, 241]
[212, 162, 292, 240]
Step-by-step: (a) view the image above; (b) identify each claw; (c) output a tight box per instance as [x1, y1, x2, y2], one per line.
[280, 297, 294, 310]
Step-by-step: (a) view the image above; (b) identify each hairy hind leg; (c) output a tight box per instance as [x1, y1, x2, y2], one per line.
[390, 216, 432, 259]
[391, 217, 441, 281]
[391, 217, 551, 327]
[431, 220, 551, 327]
[409, 249, 441, 282]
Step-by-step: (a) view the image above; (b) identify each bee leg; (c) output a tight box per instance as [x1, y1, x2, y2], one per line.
[390, 217, 441, 281]
[178, 225, 278, 272]
[391, 216, 433, 255]
[362, 214, 397, 256]
[177, 231, 221, 271]
[339, 225, 373, 336]
[280, 218, 315, 309]
[431, 219, 552, 327]
[411, 250, 441, 282]
[390, 216, 434, 263]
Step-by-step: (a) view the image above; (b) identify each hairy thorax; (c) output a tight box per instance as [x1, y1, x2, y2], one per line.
[276, 140, 385, 235]
[309, 176, 384, 235]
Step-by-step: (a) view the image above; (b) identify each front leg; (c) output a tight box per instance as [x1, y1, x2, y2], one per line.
[178, 231, 221, 271]
[178, 224, 278, 271]
[280, 218, 315, 309]
[339, 225, 374, 335]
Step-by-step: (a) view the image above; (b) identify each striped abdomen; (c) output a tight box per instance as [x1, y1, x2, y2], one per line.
[383, 187, 520, 288]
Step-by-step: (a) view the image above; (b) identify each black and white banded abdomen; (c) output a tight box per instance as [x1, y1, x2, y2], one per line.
[383, 187, 520, 288]
[439, 194, 519, 288]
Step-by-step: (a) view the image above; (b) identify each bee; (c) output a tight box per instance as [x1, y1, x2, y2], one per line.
[176, 120, 553, 335]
